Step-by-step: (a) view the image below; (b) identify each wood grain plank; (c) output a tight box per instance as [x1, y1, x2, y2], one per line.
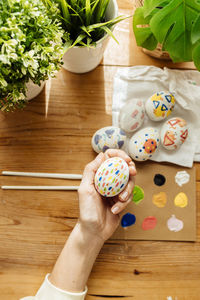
[0, 0, 199, 299]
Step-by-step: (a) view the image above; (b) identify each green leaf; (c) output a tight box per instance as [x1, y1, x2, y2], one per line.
[85, 0, 92, 25]
[68, 33, 87, 48]
[193, 41, 200, 71]
[191, 14, 200, 44]
[101, 25, 118, 43]
[133, 0, 200, 63]
[133, 7, 157, 50]
[95, 0, 110, 22]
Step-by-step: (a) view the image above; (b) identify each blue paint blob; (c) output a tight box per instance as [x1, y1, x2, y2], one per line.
[120, 129, 126, 136]
[115, 170, 120, 175]
[108, 163, 113, 167]
[102, 145, 109, 152]
[120, 184, 124, 189]
[118, 140, 124, 148]
[94, 134, 101, 145]
[99, 176, 102, 181]
[105, 129, 115, 138]
[139, 149, 142, 152]
[134, 141, 137, 144]
[121, 213, 136, 228]
[161, 104, 168, 111]
[108, 186, 112, 191]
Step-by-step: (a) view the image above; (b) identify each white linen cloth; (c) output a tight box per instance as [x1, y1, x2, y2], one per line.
[112, 66, 200, 167]
[20, 274, 87, 300]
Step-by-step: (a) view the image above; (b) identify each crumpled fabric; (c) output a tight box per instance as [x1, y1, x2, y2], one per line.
[112, 66, 200, 167]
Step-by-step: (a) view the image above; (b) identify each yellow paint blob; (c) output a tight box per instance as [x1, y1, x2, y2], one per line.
[174, 192, 188, 208]
[152, 192, 167, 208]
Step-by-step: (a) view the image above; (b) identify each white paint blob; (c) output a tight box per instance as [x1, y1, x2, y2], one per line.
[175, 171, 190, 187]
[167, 215, 184, 232]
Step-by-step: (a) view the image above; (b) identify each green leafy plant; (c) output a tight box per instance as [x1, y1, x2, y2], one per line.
[0, 0, 64, 112]
[133, 0, 200, 71]
[43, 0, 126, 49]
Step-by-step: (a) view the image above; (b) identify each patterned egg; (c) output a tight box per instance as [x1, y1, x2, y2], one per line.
[95, 157, 129, 197]
[128, 127, 160, 161]
[145, 91, 176, 121]
[161, 117, 189, 150]
[119, 99, 145, 133]
[91, 126, 126, 153]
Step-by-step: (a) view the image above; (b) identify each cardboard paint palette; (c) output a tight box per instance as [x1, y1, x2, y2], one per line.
[112, 162, 196, 241]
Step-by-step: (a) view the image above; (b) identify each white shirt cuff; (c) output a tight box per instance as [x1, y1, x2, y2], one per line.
[21, 274, 87, 300]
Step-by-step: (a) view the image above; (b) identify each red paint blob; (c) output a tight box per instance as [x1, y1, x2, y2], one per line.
[142, 216, 157, 230]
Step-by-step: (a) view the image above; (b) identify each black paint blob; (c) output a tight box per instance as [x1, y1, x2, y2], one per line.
[154, 174, 166, 186]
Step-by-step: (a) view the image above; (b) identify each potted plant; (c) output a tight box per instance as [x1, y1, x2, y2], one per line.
[0, 0, 64, 112]
[133, 0, 200, 70]
[43, 0, 126, 73]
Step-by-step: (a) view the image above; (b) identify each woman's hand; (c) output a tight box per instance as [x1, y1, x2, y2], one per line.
[78, 149, 136, 243]
[50, 149, 136, 293]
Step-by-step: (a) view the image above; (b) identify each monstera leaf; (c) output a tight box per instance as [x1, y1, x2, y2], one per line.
[133, 0, 200, 71]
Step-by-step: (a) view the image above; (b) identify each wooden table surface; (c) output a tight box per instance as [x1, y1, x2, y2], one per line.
[0, 1, 199, 299]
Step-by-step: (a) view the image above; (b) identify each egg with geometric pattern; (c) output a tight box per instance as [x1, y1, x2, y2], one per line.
[161, 117, 189, 150]
[95, 157, 129, 197]
[145, 91, 176, 121]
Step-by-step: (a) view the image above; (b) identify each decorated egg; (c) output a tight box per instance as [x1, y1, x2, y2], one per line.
[119, 99, 145, 133]
[95, 157, 129, 197]
[161, 117, 189, 150]
[128, 127, 160, 161]
[91, 126, 126, 153]
[145, 91, 176, 121]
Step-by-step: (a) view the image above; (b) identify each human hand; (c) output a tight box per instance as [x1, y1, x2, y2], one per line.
[78, 149, 136, 243]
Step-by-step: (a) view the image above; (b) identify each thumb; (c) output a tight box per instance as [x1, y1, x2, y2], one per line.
[81, 152, 105, 185]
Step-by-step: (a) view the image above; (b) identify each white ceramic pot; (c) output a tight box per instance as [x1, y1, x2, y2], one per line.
[26, 80, 45, 101]
[62, 0, 118, 74]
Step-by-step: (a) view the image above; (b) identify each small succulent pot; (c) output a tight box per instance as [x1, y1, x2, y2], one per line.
[26, 80, 45, 101]
[62, 0, 118, 74]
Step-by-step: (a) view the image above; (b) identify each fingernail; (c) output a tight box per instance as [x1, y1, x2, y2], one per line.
[121, 191, 128, 201]
[111, 206, 119, 214]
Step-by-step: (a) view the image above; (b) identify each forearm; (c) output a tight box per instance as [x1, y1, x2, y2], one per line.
[49, 222, 104, 292]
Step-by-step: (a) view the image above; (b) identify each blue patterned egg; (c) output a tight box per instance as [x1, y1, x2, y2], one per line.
[91, 126, 127, 153]
[95, 157, 129, 197]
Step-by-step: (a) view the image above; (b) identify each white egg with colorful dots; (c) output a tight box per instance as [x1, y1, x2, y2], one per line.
[128, 127, 160, 161]
[95, 157, 129, 197]
[145, 91, 176, 121]
[119, 99, 145, 133]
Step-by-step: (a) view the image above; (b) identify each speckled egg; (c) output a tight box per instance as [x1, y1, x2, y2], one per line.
[95, 157, 129, 197]
[91, 126, 127, 153]
[145, 91, 176, 121]
[119, 99, 145, 133]
[161, 117, 189, 150]
[128, 127, 160, 161]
